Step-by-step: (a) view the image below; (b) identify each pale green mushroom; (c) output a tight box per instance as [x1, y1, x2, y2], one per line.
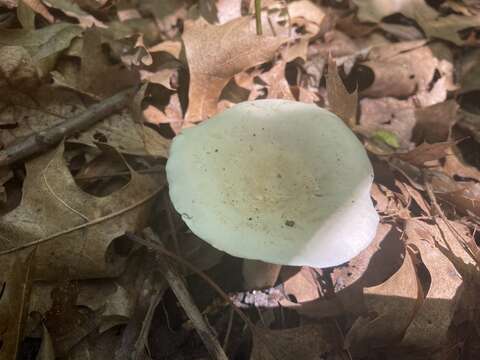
[166, 100, 378, 271]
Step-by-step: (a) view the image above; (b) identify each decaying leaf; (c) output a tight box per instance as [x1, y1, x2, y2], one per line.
[182, 16, 286, 123]
[0, 143, 160, 280]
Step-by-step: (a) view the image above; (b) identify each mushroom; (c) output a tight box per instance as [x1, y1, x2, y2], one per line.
[166, 100, 379, 288]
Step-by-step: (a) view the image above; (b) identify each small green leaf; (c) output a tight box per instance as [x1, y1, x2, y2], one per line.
[372, 130, 400, 149]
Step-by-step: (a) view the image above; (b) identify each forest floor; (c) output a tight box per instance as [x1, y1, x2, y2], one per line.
[1, 0, 480, 359]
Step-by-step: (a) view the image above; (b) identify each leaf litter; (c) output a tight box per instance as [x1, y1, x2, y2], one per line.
[1, 0, 480, 359]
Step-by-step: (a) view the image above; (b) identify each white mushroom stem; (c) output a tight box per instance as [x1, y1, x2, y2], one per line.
[242, 259, 282, 290]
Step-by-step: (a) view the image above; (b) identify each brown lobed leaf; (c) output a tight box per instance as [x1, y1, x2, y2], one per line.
[0, 143, 160, 280]
[182, 16, 286, 123]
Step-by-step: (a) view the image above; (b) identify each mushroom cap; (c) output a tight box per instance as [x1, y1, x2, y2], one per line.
[166, 100, 379, 268]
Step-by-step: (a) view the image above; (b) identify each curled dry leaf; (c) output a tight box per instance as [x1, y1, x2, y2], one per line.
[0, 143, 160, 280]
[182, 16, 286, 123]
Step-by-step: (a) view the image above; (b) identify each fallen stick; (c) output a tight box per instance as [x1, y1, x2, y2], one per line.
[141, 228, 229, 360]
[0, 87, 136, 167]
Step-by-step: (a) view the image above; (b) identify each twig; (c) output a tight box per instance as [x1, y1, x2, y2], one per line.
[142, 228, 229, 360]
[125, 231, 254, 328]
[255, 0, 262, 35]
[0, 87, 136, 167]
[74, 166, 165, 181]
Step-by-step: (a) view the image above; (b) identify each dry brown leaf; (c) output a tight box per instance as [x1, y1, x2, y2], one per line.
[361, 45, 440, 99]
[0, 249, 35, 360]
[412, 100, 458, 143]
[42, 0, 105, 28]
[443, 146, 480, 183]
[403, 220, 464, 349]
[143, 93, 184, 134]
[182, 16, 286, 123]
[249, 61, 294, 101]
[52, 28, 139, 99]
[396, 142, 454, 167]
[420, 13, 480, 46]
[345, 250, 420, 355]
[332, 222, 405, 291]
[0, 143, 159, 280]
[429, 171, 480, 217]
[353, 0, 438, 23]
[326, 56, 357, 127]
[459, 48, 480, 94]
[22, 0, 54, 23]
[250, 324, 334, 359]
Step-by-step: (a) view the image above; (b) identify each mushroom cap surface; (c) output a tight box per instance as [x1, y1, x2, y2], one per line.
[166, 100, 379, 268]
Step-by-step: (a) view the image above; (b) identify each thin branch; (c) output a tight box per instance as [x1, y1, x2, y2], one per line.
[0, 87, 136, 167]
[142, 229, 229, 360]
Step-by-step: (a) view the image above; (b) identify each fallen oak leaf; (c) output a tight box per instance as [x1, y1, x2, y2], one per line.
[0, 142, 160, 280]
[182, 16, 286, 123]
